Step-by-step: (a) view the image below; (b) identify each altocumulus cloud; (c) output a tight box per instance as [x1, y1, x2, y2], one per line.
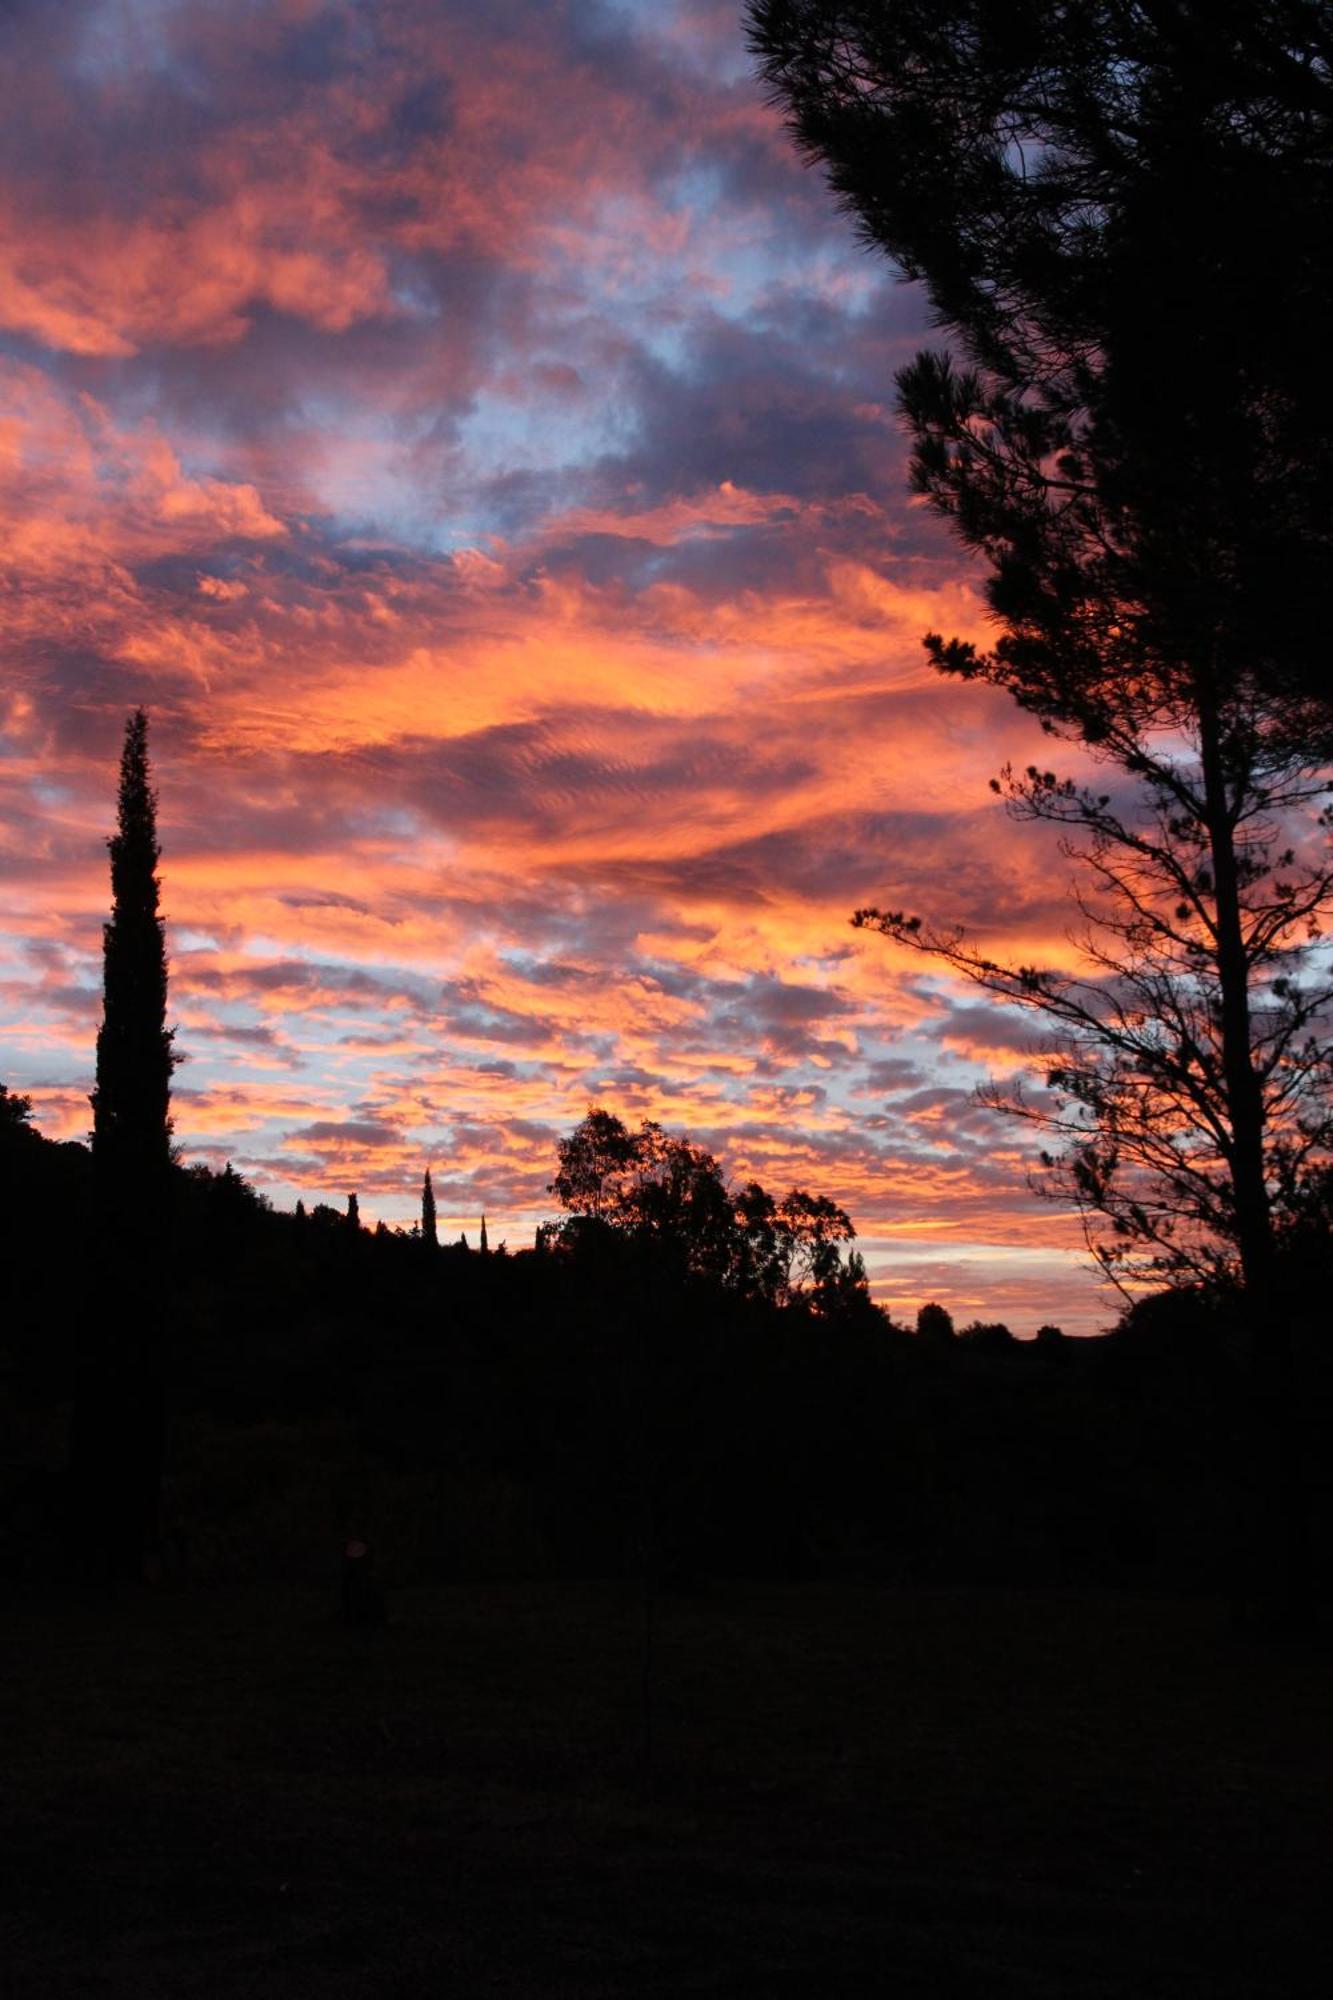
[0, 0, 1112, 1331]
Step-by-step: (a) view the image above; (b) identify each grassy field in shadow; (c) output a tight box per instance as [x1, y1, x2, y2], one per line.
[4, 1582, 1329, 1996]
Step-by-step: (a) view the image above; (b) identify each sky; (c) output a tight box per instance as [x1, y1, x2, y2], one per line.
[1, 0, 1119, 1333]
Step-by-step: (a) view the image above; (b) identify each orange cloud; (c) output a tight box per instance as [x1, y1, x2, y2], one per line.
[0, 0, 1130, 1338]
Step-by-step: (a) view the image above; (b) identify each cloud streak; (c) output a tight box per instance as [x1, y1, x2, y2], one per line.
[1, 0, 1117, 1331]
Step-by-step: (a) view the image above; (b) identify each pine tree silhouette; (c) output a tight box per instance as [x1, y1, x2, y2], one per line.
[422, 1169, 438, 1247]
[91, 710, 174, 1179]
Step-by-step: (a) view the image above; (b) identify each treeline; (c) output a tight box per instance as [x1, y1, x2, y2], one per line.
[4, 1102, 1331, 1595]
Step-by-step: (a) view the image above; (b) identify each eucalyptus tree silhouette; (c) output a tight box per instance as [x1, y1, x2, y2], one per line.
[550, 1109, 868, 1311]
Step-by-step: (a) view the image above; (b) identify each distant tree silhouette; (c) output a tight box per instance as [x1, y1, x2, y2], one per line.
[0, 1082, 34, 1139]
[733, 1180, 863, 1310]
[421, 1169, 437, 1247]
[622, 1125, 737, 1283]
[961, 1320, 1017, 1355]
[205, 1160, 269, 1220]
[480, 1213, 489, 1255]
[295, 1198, 307, 1221]
[916, 1302, 955, 1348]
[21, 1098, 1333, 1596]
[550, 1108, 640, 1221]
[551, 1108, 870, 1308]
[347, 1192, 360, 1231]
[776, 1189, 859, 1305]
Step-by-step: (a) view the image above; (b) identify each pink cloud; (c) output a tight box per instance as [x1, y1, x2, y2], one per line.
[0, 0, 1127, 1337]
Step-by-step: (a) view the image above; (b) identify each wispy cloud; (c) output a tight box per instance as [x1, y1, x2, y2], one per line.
[0, 0, 1115, 1331]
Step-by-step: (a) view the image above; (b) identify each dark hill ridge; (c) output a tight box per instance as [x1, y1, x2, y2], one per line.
[3, 1113, 1330, 1597]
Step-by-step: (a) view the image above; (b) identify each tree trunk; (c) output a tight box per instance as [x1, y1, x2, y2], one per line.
[69, 1184, 166, 1582]
[1196, 682, 1312, 1629]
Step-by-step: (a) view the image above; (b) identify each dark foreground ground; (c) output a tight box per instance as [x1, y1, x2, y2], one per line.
[3, 1582, 1330, 1997]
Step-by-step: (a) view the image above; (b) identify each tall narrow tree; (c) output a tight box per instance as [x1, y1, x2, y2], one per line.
[421, 1168, 438, 1247]
[76, 709, 175, 1578]
[91, 710, 174, 1180]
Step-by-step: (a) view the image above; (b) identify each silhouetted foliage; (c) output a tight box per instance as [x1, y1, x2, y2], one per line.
[961, 1320, 1017, 1355]
[74, 711, 177, 1579]
[753, 2, 1333, 1621]
[6, 1107, 1333, 1599]
[550, 1109, 869, 1313]
[421, 1169, 437, 1247]
[0, 1081, 35, 1138]
[756, 6, 1333, 1296]
[6, 713, 1329, 1606]
[90, 709, 175, 1185]
[748, 1, 1333, 727]
[549, 1107, 641, 1220]
[915, 1302, 955, 1347]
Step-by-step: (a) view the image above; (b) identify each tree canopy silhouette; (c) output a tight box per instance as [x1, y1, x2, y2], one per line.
[0, 1081, 35, 1140]
[550, 1109, 869, 1312]
[751, 1, 1333, 1619]
[916, 1301, 956, 1348]
[748, 0, 1333, 725]
[750, 5, 1333, 1307]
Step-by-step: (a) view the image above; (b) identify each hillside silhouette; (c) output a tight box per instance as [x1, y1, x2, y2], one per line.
[5, 1098, 1331, 1597]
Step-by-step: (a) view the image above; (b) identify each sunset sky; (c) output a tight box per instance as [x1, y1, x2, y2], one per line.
[1, 0, 1117, 1332]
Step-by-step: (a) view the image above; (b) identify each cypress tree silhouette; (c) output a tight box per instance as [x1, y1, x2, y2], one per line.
[421, 1168, 437, 1247]
[347, 1192, 360, 1230]
[75, 709, 175, 1579]
[479, 1212, 489, 1255]
[91, 710, 174, 1180]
